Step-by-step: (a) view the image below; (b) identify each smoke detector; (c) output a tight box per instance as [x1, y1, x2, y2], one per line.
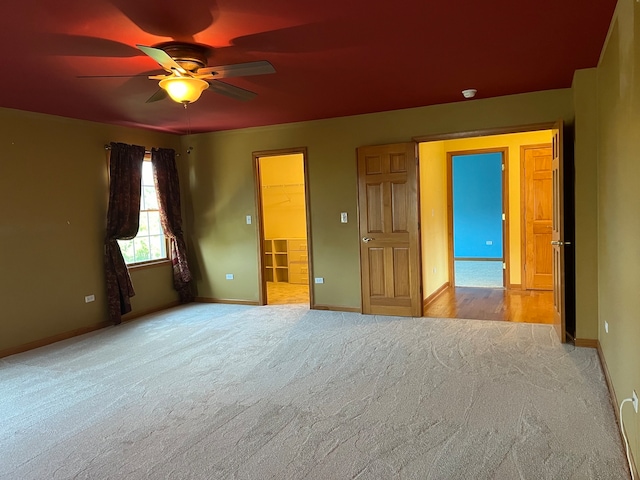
[462, 89, 477, 99]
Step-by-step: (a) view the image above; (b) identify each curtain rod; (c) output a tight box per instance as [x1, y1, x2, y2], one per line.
[104, 145, 186, 156]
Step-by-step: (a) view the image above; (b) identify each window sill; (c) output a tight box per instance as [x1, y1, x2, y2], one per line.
[126, 259, 172, 271]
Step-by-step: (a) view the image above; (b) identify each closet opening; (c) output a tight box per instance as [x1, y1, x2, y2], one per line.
[254, 149, 313, 306]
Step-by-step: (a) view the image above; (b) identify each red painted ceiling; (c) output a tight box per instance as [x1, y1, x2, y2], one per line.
[0, 0, 617, 134]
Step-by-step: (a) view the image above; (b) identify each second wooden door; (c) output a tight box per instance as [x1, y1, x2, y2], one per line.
[522, 144, 553, 290]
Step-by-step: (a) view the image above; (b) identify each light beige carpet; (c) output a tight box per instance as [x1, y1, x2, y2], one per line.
[1, 304, 630, 479]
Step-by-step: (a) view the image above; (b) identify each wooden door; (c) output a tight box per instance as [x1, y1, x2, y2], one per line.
[523, 144, 553, 290]
[551, 122, 566, 342]
[357, 143, 422, 317]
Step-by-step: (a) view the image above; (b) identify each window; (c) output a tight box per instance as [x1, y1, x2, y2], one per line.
[118, 160, 167, 265]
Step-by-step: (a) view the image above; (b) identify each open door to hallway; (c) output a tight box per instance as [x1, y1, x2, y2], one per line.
[417, 127, 572, 342]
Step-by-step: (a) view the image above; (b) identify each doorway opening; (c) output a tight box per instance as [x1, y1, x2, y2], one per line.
[418, 129, 556, 326]
[448, 149, 507, 288]
[254, 149, 312, 306]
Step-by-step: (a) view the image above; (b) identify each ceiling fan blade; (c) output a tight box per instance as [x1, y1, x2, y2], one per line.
[77, 74, 154, 78]
[146, 89, 168, 103]
[197, 61, 275, 79]
[77, 69, 161, 79]
[108, 0, 218, 41]
[136, 45, 187, 74]
[39, 34, 141, 57]
[207, 81, 257, 102]
[230, 21, 356, 54]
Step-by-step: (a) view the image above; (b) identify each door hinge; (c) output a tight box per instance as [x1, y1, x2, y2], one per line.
[503, 262, 506, 270]
[502, 213, 506, 221]
[502, 163, 505, 172]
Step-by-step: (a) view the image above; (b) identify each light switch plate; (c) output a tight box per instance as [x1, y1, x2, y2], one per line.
[246, 215, 252, 225]
[226, 274, 234, 280]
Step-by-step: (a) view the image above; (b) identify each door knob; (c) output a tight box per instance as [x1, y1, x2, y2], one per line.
[551, 241, 563, 246]
[362, 237, 375, 243]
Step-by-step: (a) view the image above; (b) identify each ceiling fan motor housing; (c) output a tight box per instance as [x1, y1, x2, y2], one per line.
[154, 42, 210, 72]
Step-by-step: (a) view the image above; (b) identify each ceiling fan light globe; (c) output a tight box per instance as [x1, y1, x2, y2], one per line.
[159, 77, 209, 104]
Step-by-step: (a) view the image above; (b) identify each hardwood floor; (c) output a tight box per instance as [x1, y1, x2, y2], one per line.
[265, 282, 553, 324]
[424, 286, 554, 324]
[267, 281, 309, 305]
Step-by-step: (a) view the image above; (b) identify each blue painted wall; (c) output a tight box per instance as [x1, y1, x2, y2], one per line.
[452, 152, 503, 258]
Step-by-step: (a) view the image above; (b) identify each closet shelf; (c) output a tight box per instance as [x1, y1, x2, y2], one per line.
[263, 238, 309, 284]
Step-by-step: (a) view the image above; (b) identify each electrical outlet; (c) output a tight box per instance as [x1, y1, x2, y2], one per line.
[84, 294, 95, 303]
[246, 215, 252, 225]
[486, 240, 493, 245]
[225, 274, 234, 280]
[605, 321, 609, 333]
[340, 212, 348, 223]
[314, 277, 324, 284]
[632, 391, 638, 413]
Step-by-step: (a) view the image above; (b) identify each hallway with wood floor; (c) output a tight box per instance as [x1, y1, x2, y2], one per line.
[265, 282, 554, 325]
[423, 286, 555, 324]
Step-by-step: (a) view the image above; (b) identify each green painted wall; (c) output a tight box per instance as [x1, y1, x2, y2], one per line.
[0, 108, 181, 353]
[596, 0, 640, 466]
[183, 89, 574, 309]
[572, 68, 600, 340]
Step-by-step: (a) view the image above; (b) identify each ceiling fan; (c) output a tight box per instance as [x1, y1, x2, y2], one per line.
[134, 41, 275, 105]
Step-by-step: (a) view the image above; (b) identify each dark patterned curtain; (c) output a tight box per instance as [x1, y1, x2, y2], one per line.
[104, 142, 145, 324]
[151, 147, 194, 303]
